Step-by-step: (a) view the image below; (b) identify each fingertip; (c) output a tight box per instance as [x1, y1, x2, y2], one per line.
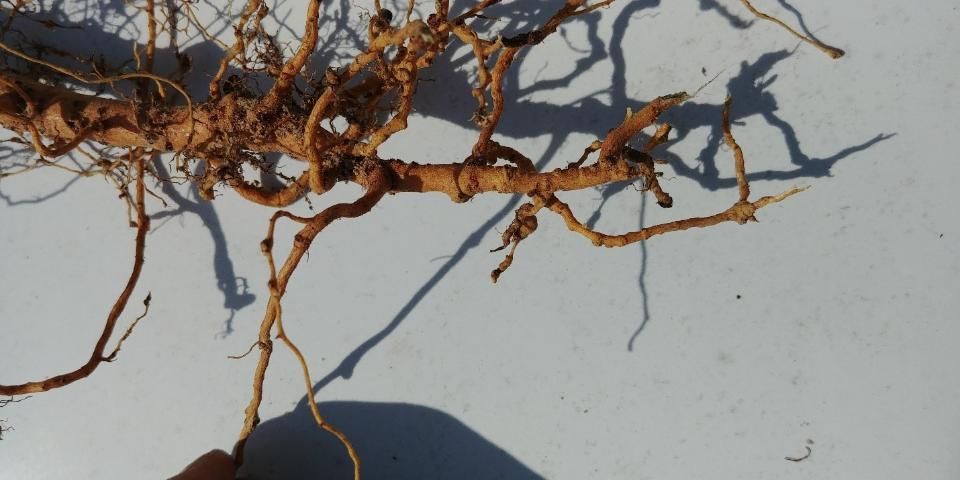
[168, 449, 236, 480]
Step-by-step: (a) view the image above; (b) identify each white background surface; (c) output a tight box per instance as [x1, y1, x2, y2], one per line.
[1, 1, 958, 479]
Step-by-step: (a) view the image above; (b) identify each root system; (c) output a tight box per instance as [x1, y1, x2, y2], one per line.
[0, 0, 842, 475]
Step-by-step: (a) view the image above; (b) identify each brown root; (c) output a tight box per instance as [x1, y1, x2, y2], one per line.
[0, 0, 840, 473]
[738, 0, 845, 59]
[0, 149, 151, 396]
